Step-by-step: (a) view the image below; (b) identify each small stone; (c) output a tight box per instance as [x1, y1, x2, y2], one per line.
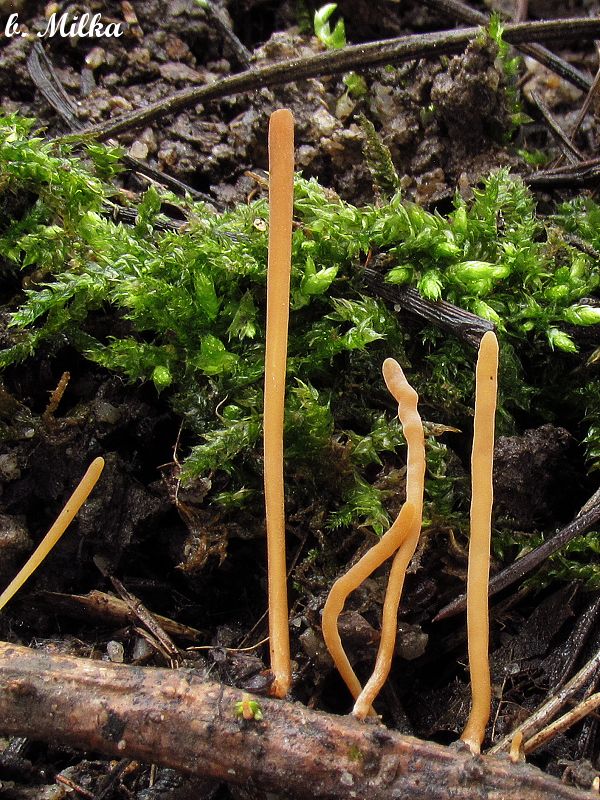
[396, 623, 428, 661]
[129, 47, 151, 67]
[94, 401, 121, 425]
[165, 35, 191, 62]
[139, 127, 158, 156]
[340, 772, 354, 786]
[109, 96, 133, 112]
[85, 46, 106, 70]
[129, 140, 148, 160]
[132, 637, 153, 661]
[0, 453, 21, 482]
[106, 640, 125, 663]
[159, 62, 202, 85]
[0, 515, 32, 582]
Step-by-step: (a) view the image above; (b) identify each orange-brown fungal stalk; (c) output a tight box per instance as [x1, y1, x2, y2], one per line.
[353, 358, 425, 719]
[321, 501, 417, 714]
[461, 330, 499, 754]
[263, 108, 294, 698]
[509, 730, 525, 764]
[322, 358, 425, 717]
[0, 457, 105, 612]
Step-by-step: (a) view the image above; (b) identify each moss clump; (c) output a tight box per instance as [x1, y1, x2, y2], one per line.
[0, 113, 599, 572]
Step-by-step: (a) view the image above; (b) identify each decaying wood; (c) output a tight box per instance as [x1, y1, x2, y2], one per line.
[0, 642, 593, 799]
[36, 590, 202, 642]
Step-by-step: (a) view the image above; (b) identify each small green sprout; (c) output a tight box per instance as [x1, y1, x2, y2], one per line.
[234, 693, 263, 721]
[342, 72, 367, 99]
[348, 744, 363, 762]
[314, 3, 346, 49]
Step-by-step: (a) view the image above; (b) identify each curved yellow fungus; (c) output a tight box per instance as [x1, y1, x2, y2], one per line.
[353, 358, 425, 719]
[0, 456, 105, 612]
[322, 501, 416, 712]
[322, 358, 425, 717]
[264, 108, 294, 699]
[461, 330, 499, 754]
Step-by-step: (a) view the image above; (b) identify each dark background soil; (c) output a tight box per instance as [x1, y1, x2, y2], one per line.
[0, 0, 599, 797]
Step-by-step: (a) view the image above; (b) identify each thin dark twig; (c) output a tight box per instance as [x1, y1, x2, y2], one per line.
[363, 268, 494, 348]
[563, 234, 600, 261]
[108, 575, 181, 666]
[420, 0, 593, 91]
[198, 0, 252, 68]
[524, 156, 600, 188]
[529, 90, 584, 163]
[56, 775, 95, 799]
[58, 18, 600, 143]
[27, 42, 215, 204]
[570, 45, 600, 139]
[93, 759, 132, 800]
[434, 498, 600, 622]
[27, 43, 82, 130]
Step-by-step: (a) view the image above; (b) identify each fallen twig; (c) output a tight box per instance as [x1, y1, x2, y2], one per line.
[197, 0, 252, 69]
[420, 0, 593, 91]
[59, 19, 600, 142]
[363, 268, 494, 348]
[36, 590, 202, 642]
[529, 90, 583, 164]
[489, 645, 600, 754]
[524, 691, 600, 754]
[434, 496, 600, 621]
[0, 641, 594, 799]
[524, 156, 600, 188]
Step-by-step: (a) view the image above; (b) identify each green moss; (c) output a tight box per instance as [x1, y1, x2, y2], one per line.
[0, 113, 599, 567]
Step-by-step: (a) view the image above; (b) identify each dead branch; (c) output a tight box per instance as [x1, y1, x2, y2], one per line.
[420, 0, 593, 91]
[60, 18, 600, 142]
[0, 642, 593, 799]
[363, 268, 494, 347]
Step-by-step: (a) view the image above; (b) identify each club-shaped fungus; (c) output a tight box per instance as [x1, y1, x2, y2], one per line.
[353, 358, 425, 719]
[0, 457, 105, 612]
[322, 358, 424, 717]
[263, 109, 294, 698]
[322, 501, 416, 713]
[460, 330, 499, 754]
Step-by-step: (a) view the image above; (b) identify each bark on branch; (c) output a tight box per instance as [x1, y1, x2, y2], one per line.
[0, 642, 592, 799]
[62, 18, 600, 142]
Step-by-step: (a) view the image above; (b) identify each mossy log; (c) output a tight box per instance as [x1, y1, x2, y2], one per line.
[0, 641, 593, 799]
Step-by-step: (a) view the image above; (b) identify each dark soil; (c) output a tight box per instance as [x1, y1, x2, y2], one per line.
[0, 0, 599, 798]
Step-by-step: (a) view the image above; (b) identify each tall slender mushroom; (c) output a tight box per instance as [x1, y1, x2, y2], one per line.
[0, 457, 105, 612]
[322, 358, 425, 717]
[322, 501, 417, 713]
[461, 330, 499, 754]
[353, 358, 425, 719]
[264, 109, 294, 698]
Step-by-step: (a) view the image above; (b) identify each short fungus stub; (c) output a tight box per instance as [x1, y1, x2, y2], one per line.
[263, 108, 294, 699]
